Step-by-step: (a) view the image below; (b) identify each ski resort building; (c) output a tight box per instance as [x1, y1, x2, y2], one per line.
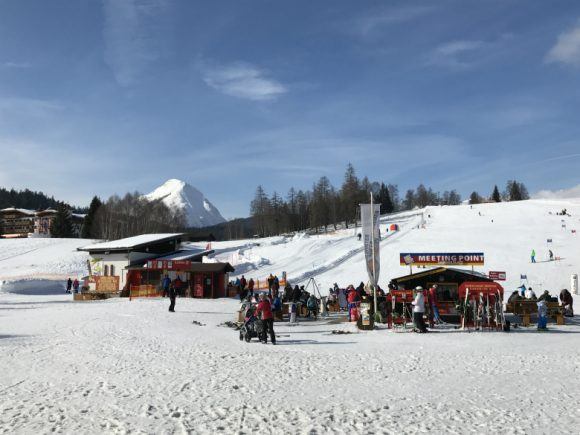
[389, 267, 503, 322]
[78, 233, 234, 297]
[0, 207, 85, 237]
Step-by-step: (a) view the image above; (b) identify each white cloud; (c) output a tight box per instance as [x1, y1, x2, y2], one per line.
[354, 6, 433, 36]
[102, 0, 168, 86]
[534, 184, 580, 199]
[1, 61, 31, 69]
[428, 40, 486, 69]
[546, 21, 580, 67]
[201, 62, 287, 101]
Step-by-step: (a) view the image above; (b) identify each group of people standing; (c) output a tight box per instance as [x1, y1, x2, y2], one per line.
[65, 277, 80, 294]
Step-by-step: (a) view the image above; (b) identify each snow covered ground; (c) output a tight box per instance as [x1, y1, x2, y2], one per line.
[1, 292, 580, 433]
[1, 198, 580, 433]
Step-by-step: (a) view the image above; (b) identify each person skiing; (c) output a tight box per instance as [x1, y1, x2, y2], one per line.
[255, 294, 275, 344]
[531, 249, 536, 263]
[549, 250, 554, 261]
[560, 289, 574, 316]
[66, 278, 72, 294]
[168, 282, 176, 312]
[412, 286, 427, 333]
[161, 274, 171, 298]
[72, 278, 80, 294]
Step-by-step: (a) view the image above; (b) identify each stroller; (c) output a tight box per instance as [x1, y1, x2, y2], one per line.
[239, 306, 266, 343]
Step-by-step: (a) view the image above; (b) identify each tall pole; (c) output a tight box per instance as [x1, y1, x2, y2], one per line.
[371, 191, 377, 314]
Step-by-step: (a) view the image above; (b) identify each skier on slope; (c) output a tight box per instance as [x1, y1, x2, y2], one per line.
[66, 277, 72, 294]
[531, 249, 536, 263]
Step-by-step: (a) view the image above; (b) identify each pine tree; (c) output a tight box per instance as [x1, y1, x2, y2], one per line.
[403, 189, 415, 210]
[491, 185, 501, 202]
[340, 163, 360, 227]
[250, 185, 269, 236]
[81, 196, 102, 238]
[377, 183, 394, 214]
[51, 204, 74, 238]
[469, 191, 482, 205]
[507, 180, 522, 201]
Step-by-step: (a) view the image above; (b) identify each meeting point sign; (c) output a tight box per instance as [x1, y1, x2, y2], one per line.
[400, 253, 485, 266]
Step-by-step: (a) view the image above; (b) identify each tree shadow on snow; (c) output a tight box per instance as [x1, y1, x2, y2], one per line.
[276, 339, 356, 345]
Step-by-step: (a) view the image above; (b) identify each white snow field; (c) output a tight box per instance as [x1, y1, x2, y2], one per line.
[1, 198, 580, 433]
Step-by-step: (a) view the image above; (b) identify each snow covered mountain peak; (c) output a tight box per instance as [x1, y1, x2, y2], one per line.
[144, 179, 226, 228]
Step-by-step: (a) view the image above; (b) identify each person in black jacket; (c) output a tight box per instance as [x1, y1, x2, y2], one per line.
[292, 285, 302, 303]
[560, 289, 574, 316]
[168, 283, 176, 312]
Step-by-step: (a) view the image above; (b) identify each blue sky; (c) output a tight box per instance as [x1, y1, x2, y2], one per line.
[1, 1, 580, 218]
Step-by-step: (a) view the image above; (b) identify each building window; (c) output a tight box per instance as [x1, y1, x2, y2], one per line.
[104, 265, 109, 276]
[110, 265, 115, 276]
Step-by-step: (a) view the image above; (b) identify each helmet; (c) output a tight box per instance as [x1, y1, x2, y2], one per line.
[415, 286, 423, 291]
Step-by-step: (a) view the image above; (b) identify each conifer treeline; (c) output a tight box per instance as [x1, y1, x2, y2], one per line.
[250, 163, 462, 237]
[0, 187, 69, 211]
[250, 165, 532, 237]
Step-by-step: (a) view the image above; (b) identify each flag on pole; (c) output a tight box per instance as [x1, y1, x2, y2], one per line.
[360, 202, 381, 287]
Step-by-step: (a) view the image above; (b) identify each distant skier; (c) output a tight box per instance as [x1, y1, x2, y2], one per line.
[531, 249, 536, 263]
[72, 278, 80, 294]
[66, 277, 72, 294]
[549, 250, 554, 261]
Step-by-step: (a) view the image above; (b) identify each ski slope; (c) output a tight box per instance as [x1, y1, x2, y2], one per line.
[214, 199, 580, 295]
[1, 199, 579, 297]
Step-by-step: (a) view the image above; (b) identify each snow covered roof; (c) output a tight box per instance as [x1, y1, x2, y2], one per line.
[78, 233, 185, 252]
[0, 207, 35, 215]
[152, 248, 215, 262]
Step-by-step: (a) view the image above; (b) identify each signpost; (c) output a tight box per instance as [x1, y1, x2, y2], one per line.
[147, 260, 192, 271]
[399, 253, 485, 267]
[488, 271, 506, 281]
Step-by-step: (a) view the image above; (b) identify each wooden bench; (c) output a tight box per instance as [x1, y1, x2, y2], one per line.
[506, 300, 563, 325]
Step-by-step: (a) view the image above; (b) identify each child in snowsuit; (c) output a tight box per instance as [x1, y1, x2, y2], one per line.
[537, 299, 548, 330]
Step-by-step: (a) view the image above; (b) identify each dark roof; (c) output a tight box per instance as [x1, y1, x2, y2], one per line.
[391, 267, 492, 283]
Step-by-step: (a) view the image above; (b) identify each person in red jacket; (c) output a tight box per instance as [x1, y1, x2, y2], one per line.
[255, 294, 276, 345]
